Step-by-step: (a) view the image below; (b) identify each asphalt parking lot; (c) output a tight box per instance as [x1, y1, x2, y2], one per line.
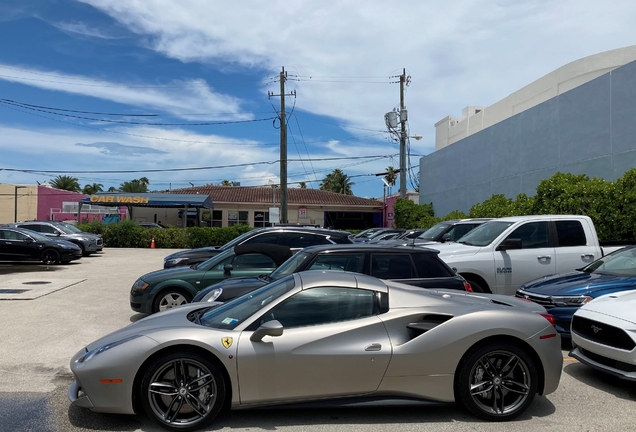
[1, 248, 635, 432]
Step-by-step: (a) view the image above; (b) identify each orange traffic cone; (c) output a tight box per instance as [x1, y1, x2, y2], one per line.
[150, 237, 156, 249]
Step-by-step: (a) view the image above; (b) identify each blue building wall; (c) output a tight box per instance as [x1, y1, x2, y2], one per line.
[419, 59, 636, 216]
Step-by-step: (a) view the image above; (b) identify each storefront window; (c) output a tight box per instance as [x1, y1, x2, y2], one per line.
[228, 210, 249, 226]
[254, 211, 271, 228]
[211, 210, 223, 228]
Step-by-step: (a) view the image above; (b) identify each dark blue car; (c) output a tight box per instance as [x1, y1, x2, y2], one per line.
[516, 245, 636, 338]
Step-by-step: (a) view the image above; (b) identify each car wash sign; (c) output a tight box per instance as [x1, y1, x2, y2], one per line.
[89, 194, 150, 204]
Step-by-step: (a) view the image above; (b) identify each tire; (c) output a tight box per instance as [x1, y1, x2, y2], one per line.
[141, 351, 226, 431]
[153, 288, 192, 313]
[41, 249, 61, 265]
[456, 342, 538, 421]
[466, 279, 485, 293]
[75, 243, 89, 257]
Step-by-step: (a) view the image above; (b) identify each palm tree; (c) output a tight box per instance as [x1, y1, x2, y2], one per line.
[82, 183, 104, 195]
[119, 178, 148, 193]
[384, 166, 398, 188]
[50, 175, 81, 192]
[107, 186, 117, 192]
[319, 169, 355, 195]
[299, 182, 307, 189]
[139, 177, 150, 187]
[220, 180, 232, 186]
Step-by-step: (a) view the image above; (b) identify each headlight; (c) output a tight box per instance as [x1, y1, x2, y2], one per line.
[77, 335, 142, 363]
[550, 295, 593, 307]
[132, 279, 149, 291]
[77, 237, 89, 242]
[165, 257, 189, 266]
[203, 288, 223, 303]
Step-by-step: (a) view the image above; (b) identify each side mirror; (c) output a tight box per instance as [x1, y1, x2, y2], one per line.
[441, 233, 451, 243]
[497, 238, 523, 251]
[250, 320, 283, 342]
[223, 263, 233, 276]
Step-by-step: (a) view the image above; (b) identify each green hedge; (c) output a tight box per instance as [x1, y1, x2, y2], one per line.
[78, 219, 253, 248]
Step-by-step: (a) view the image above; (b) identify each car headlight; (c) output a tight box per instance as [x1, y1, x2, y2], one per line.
[165, 257, 190, 266]
[76, 237, 89, 242]
[550, 295, 593, 307]
[77, 335, 142, 363]
[203, 288, 223, 303]
[132, 279, 149, 291]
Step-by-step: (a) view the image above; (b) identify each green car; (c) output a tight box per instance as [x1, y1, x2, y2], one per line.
[130, 244, 293, 314]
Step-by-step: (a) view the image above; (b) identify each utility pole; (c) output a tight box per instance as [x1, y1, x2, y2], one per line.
[399, 68, 407, 199]
[268, 67, 296, 224]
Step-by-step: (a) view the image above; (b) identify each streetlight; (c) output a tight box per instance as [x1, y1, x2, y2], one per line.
[14, 186, 28, 222]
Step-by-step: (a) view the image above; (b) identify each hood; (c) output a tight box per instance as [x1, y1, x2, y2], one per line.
[579, 290, 636, 325]
[423, 242, 482, 259]
[521, 271, 636, 296]
[194, 276, 268, 302]
[165, 247, 221, 260]
[141, 265, 198, 282]
[86, 303, 210, 351]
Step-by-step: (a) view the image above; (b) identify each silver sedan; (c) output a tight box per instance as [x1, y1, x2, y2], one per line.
[69, 270, 563, 431]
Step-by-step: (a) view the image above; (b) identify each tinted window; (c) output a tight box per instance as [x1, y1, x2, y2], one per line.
[370, 254, 414, 279]
[233, 253, 276, 269]
[243, 233, 279, 245]
[411, 254, 455, 278]
[279, 232, 331, 248]
[262, 287, 375, 328]
[446, 224, 478, 241]
[307, 254, 364, 273]
[555, 220, 586, 247]
[39, 224, 60, 235]
[1, 230, 30, 241]
[505, 222, 549, 249]
[18, 224, 41, 232]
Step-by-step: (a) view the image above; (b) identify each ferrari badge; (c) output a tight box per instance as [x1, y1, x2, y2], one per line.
[222, 337, 233, 349]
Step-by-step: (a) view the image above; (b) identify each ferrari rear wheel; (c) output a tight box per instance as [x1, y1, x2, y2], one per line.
[141, 351, 226, 431]
[457, 342, 538, 421]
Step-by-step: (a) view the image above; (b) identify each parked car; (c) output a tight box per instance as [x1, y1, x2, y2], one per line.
[367, 231, 403, 243]
[0, 226, 82, 264]
[570, 290, 636, 381]
[163, 226, 353, 268]
[516, 246, 636, 338]
[71, 270, 562, 431]
[383, 219, 491, 247]
[350, 227, 386, 241]
[138, 222, 166, 229]
[352, 228, 405, 243]
[194, 244, 472, 303]
[131, 244, 293, 314]
[9, 221, 103, 256]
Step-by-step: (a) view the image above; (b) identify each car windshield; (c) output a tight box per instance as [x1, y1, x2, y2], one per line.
[354, 228, 382, 239]
[218, 228, 265, 251]
[57, 223, 83, 234]
[417, 223, 450, 241]
[456, 221, 515, 246]
[269, 252, 311, 280]
[583, 247, 636, 276]
[198, 276, 296, 329]
[193, 248, 236, 270]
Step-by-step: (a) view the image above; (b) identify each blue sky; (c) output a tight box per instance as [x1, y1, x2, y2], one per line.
[1, 0, 635, 198]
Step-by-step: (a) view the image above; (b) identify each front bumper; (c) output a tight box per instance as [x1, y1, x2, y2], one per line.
[130, 288, 152, 314]
[570, 346, 636, 381]
[61, 249, 83, 261]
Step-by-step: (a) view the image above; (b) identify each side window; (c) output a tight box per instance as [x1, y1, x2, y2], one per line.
[555, 220, 587, 247]
[1, 230, 29, 241]
[263, 287, 375, 328]
[232, 253, 276, 269]
[39, 225, 59, 235]
[505, 222, 549, 249]
[411, 254, 455, 278]
[307, 254, 364, 272]
[370, 254, 414, 279]
[243, 233, 279, 245]
[279, 233, 331, 248]
[447, 224, 477, 241]
[18, 224, 41, 233]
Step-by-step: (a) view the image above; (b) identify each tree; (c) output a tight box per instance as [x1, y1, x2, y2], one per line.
[119, 178, 149, 193]
[107, 186, 117, 192]
[50, 175, 81, 192]
[220, 180, 232, 186]
[384, 166, 398, 188]
[299, 182, 306, 189]
[319, 169, 355, 195]
[82, 183, 103, 195]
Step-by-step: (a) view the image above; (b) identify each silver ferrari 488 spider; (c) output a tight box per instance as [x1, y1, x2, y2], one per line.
[69, 271, 562, 431]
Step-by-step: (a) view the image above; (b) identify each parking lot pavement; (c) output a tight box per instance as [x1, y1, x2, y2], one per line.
[1, 248, 636, 432]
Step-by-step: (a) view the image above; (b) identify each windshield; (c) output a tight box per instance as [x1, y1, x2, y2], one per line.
[417, 223, 450, 241]
[199, 276, 296, 329]
[584, 247, 636, 276]
[193, 248, 236, 270]
[456, 221, 515, 246]
[354, 228, 382, 239]
[269, 252, 311, 280]
[22, 230, 57, 242]
[58, 223, 83, 234]
[218, 228, 264, 251]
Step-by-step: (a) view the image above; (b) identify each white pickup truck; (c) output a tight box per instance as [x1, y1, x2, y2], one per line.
[425, 215, 625, 296]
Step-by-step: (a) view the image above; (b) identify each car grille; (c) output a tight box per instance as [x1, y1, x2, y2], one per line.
[515, 290, 554, 309]
[572, 315, 636, 351]
[579, 347, 636, 372]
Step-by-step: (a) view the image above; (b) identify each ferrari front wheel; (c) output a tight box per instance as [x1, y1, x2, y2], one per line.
[456, 342, 538, 421]
[141, 351, 226, 431]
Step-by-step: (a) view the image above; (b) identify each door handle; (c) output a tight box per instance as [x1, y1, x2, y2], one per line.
[365, 343, 382, 351]
[581, 253, 595, 259]
[537, 255, 551, 260]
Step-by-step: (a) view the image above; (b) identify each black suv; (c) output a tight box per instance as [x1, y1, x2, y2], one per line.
[163, 226, 353, 268]
[193, 244, 471, 303]
[384, 219, 492, 247]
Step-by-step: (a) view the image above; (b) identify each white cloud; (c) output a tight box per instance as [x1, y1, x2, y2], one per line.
[79, 0, 636, 150]
[0, 63, 250, 121]
[51, 21, 120, 39]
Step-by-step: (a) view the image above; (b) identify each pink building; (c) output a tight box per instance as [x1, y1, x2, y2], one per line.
[383, 190, 419, 228]
[37, 186, 125, 222]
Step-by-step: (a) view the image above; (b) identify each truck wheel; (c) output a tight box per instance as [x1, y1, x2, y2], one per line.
[466, 279, 485, 293]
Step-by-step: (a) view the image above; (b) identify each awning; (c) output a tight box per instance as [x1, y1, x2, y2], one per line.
[81, 193, 213, 209]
